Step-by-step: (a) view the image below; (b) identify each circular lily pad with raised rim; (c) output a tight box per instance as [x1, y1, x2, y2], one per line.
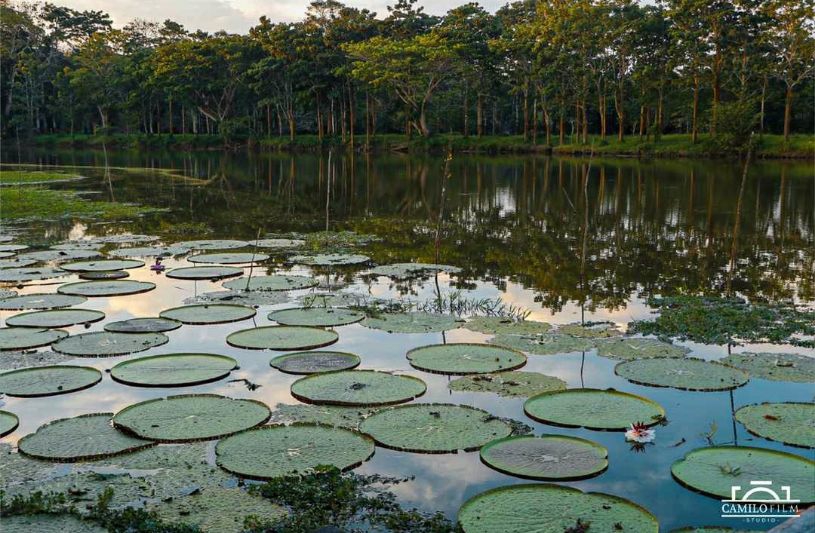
[174, 239, 249, 250]
[291, 370, 426, 406]
[596, 337, 690, 360]
[0, 365, 102, 397]
[0, 244, 27, 252]
[18, 413, 154, 461]
[0, 267, 68, 282]
[90, 234, 159, 244]
[407, 343, 527, 375]
[359, 403, 512, 453]
[489, 333, 594, 355]
[52, 331, 168, 357]
[615, 358, 749, 391]
[52, 241, 105, 251]
[0, 251, 14, 258]
[160, 303, 256, 325]
[270, 351, 361, 374]
[268, 307, 365, 327]
[558, 322, 623, 338]
[480, 435, 608, 480]
[449, 371, 567, 397]
[2, 514, 107, 532]
[60, 259, 144, 272]
[188, 252, 269, 264]
[17, 249, 100, 262]
[0, 258, 38, 269]
[720, 352, 815, 382]
[79, 270, 129, 280]
[58, 280, 156, 297]
[6, 309, 104, 328]
[111, 353, 238, 387]
[223, 274, 318, 292]
[166, 266, 243, 280]
[361, 312, 460, 334]
[0, 293, 86, 310]
[524, 389, 666, 430]
[290, 253, 370, 266]
[268, 404, 376, 429]
[671, 446, 815, 503]
[228, 326, 338, 351]
[215, 424, 375, 480]
[462, 316, 551, 335]
[188, 290, 289, 307]
[0, 327, 67, 350]
[108, 245, 190, 258]
[735, 403, 815, 448]
[104, 317, 182, 333]
[254, 238, 305, 248]
[368, 262, 461, 278]
[458, 484, 659, 533]
[113, 394, 270, 442]
[0, 410, 19, 437]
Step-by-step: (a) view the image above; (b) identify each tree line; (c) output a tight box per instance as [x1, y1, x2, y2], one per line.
[1, 0, 813, 145]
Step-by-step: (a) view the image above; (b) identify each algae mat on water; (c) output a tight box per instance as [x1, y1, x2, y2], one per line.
[0, 365, 101, 397]
[52, 331, 168, 356]
[160, 303, 256, 324]
[6, 308, 104, 328]
[614, 358, 749, 391]
[406, 343, 526, 375]
[1, 514, 106, 533]
[734, 403, 815, 448]
[227, 325, 338, 351]
[270, 351, 361, 374]
[111, 353, 238, 387]
[291, 370, 426, 406]
[448, 371, 567, 397]
[524, 389, 665, 430]
[479, 435, 608, 480]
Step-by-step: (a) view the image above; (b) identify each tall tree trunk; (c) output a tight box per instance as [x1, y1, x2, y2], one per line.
[365, 90, 371, 148]
[581, 98, 588, 143]
[418, 102, 430, 137]
[463, 88, 469, 137]
[476, 93, 484, 137]
[759, 76, 767, 136]
[615, 84, 624, 142]
[559, 105, 565, 145]
[691, 74, 699, 143]
[168, 98, 173, 134]
[522, 83, 529, 141]
[349, 84, 355, 147]
[316, 96, 323, 140]
[532, 96, 538, 144]
[598, 93, 606, 139]
[639, 104, 646, 138]
[783, 84, 793, 142]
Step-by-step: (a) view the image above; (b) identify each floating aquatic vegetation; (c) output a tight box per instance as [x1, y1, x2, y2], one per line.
[103, 317, 181, 333]
[185, 290, 289, 307]
[0, 244, 28, 252]
[166, 266, 243, 280]
[270, 351, 361, 374]
[359, 403, 512, 453]
[60, 260, 144, 272]
[113, 394, 270, 442]
[489, 333, 594, 355]
[361, 311, 460, 334]
[0, 365, 102, 397]
[0, 293, 86, 310]
[52, 331, 168, 357]
[596, 337, 690, 360]
[18, 413, 154, 461]
[52, 241, 105, 251]
[267, 404, 376, 429]
[0, 327, 67, 350]
[457, 484, 659, 533]
[291, 370, 426, 406]
[367, 262, 462, 279]
[479, 435, 608, 480]
[448, 371, 567, 397]
[253, 238, 305, 248]
[0, 267, 68, 282]
[0, 514, 106, 533]
[0, 350, 74, 371]
[720, 352, 815, 382]
[222, 274, 318, 292]
[160, 303, 256, 325]
[111, 353, 237, 387]
[0, 288, 17, 298]
[289, 253, 371, 266]
[188, 252, 269, 264]
[299, 292, 372, 308]
[302, 230, 380, 249]
[0, 410, 19, 437]
[227, 326, 338, 351]
[0, 170, 85, 185]
[0, 251, 15, 258]
[557, 322, 623, 338]
[88, 234, 159, 244]
[173, 239, 249, 250]
[18, 249, 101, 262]
[268, 307, 365, 327]
[524, 389, 666, 430]
[462, 316, 550, 335]
[108, 245, 191, 258]
[0, 258, 38, 269]
[734, 403, 815, 448]
[407, 343, 527, 375]
[57, 280, 156, 297]
[614, 358, 749, 391]
[78, 270, 129, 280]
[671, 446, 815, 503]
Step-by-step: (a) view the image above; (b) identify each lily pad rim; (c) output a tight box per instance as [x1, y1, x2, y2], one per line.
[0, 409, 19, 437]
[165, 266, 244, 280]
[269, 350, 362, 375]
[226, 325, 339, 351]
[0, 327, 69, 351]
[0, 364, 103, 397]
[51, 331, 169, 357]
[267, 306, 366, 327]
[613, 357, 750, 392]
[109, 353, 238, 388]
[57, 280, 156, 297]
[734, 402, 815, 449]
[159, 303, 257, 325]
[6, 309, 106, 329]
[290, 369, 427, 407]
[103, 317, 183, 333]
[406, 342, 528, 376]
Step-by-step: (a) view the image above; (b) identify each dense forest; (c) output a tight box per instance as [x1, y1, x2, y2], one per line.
[1, 0, 813, 145]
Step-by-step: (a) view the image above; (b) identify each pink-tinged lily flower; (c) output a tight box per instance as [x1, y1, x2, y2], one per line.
[625, 421, 655, 443]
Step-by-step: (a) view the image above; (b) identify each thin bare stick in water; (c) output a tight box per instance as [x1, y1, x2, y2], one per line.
[325, 150, 332, 232]
[434, 150, 453, 310]
[726, 133, 754, 296]
[244, 228, 262, 292]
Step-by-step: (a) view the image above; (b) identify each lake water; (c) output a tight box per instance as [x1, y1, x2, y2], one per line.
[1, 148, 814, 531]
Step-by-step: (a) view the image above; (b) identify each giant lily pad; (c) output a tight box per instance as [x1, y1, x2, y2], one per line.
[57, 280, 156, 297]
[113, 394, 270, 442]
[111, 353, 237, 387]
[615, 358, 749, 391]
[187, 290, 289, 306]
[0, 244, 27, 252]
[0, 293, 86, 310]
[359, 403, 512, 453]
[720, 352, 815, 382]
[449, 371, 567, 397]
[290, 253, 370, 266]
[215, 424, 375, 480]
[166, 266, 243, 280]
[596, 337, 690, 360]
[222, 275, 318, 292]
[524, 389, 665, 430]
[52, 331, 168, 357]
[671, 446, 815, 503]
[174, 239, 249, 250]
[735, 403, 815, 448]
[361, 312, 460, 334]
[458, 484, 659, 533]
[60, 259, 144, 272]
[480, 435, 608, 480]
[104, 317, 182, 333]
[188, 252, 269, 264]
[0, 410, 19, 437]
[0, 327, 67, 350]
[79, 270, 129, 280]
[489, 333, 594, 355]
[291, 370, 426, 406]
[1, 514, 106, 532]
[270, 351, 361, 374]
[0, 251, 14, 258]
[463, 317, 551, 335]
[368, 262, 461, 278]
[407, 343, 527, 375]
[0, 258, 38, 269]
[6, 309, 104, 328]
[268, 404, 376, 430]
[254, 238, 305, 248]
[109, 245, 190, 258]
[160, 304, 256, 325]
[89, 234, 158, 244]
[17, 250, 100, 262]
[18, 413, 154, 461]
[558, 322, 623, 338]
[52, 241, 105, 251]
[0, 365, 101, 397]
[0, 267, 67, 282]
[268, 307, 365, 327]
[227, 326, 338, 351]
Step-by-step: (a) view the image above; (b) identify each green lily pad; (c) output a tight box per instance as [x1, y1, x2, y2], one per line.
[166, 266, 243, 280]
[160, 303, 256, 325]
[268, 307, 365, 327]
[90, 234, 159, 244]
[359, 403, 512, 453]
[0, 293, 86, 310]
[291, 370, 426, 406]
[111, 353, 237, 387]
[113, 394, 270, 442]
[558, 322, 623, 338]
[254, 238, 305, 248]
[489, 333, 594, 355]
[0, 267, 68, 282]
[462, 317, 551, 335]
[108, 245, 190, 257]
[361, 312, 460, 334]
[458, 484, 658, 533]
[1, 514, 106, 533]
[0, 365, 102, 397]
[0, 244, 27, 252]
[17, 249, 100, 262]
[368, 262, 461, 278]
[78, 270, 129, 280]
[0, 251, 14, 258]
[222, 274, 318, 292]
[735, 403, 815, 448]
[60, 259, 144, 272]
[215, 424, 375, 480]
[0, 258, 38, 269]
[270, 351, 361, 374]
[268, 403, 376, 429]
[615, 358, 749, 391]
[407, 343, 527, 375]
[52, 331, 168, 357]
[299, 292, 370, 307]
[671, 446, 815, 503]
[174, 239, 249, 250]
[18, 413, 154, 461]
[0, 350, 73, 372]
[480, 435, 608, 480]
[57, 280, 156, 297]
[188, 252, 269, 264]
[524, 389, 666, 430]
[0, 410, 19, 437]
[52, 241, 105, 251]
[596, 337, 690, 360]
[290, 253, 370, 266]
[720, 352, 815, 382]
[448, 371, 567, 397]
[186, 290, 289, 306]
[6, 309, 104, 328]
[227, 326, 338, 351]
[104, 317, 182, 333]
[0, 327, 67, 350]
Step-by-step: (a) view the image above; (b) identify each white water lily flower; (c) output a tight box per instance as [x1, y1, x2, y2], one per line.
[625, 422, 656, 443]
